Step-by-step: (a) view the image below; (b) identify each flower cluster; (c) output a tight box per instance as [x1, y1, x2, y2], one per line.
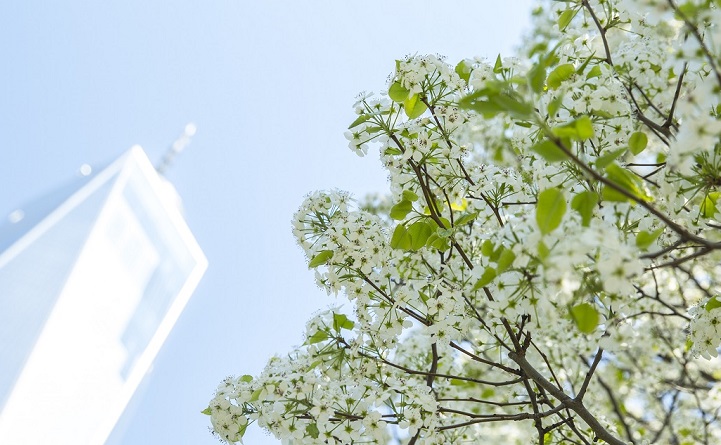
[209, 0, 721, 443]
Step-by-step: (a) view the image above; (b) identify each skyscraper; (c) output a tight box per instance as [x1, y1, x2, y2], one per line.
[0, 146, 207, 444]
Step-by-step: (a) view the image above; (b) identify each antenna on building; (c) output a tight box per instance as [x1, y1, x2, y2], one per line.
[155, 123, 197, 175]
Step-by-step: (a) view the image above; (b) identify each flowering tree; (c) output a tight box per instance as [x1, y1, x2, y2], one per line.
[206, 1, 721, 443]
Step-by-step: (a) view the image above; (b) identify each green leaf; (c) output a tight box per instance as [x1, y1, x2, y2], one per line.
[201, 407, 212, 415]
[333, 313, 355, 331]
[460, 97, 503, 117]
[702, 192, 720, 218]
[308, 250, 334, 268]
[552, 115, 594, 141]
[404, 94, 428, 119]
[425, 233, 450, 251]
[602, 162, 652, 203]
[390, 200, 413, 220]
[389, 81, 410, 102]
[595, 148, 626, 169]
[408, 220, 434, 250]
[437, 227, 454, 238]
[575, 115, 594, 140]
[571, 191, 599, 227]
[538, 240, 550, 261]
[348, 114, 371, 129]
[249, 388, 262, 402]
[636, 228, 664, 250]
[528, 63, 546, 93]
[402, 190, 419, 202]
[308, 330, 329, 344]
[497, 247, 516, 273]
[558, 9, 576, 30]
[571, 303, 600, 334]
[434, 216, 451, 229]
[491, 92, 533, 119]
[239, 374, 253, 383]
[455, 59, 472, 83]
[473, 267, 497, 290]
[536, 188, 566, 234]
[493, 54, 503, 73]
[706, 296, 721, 312]
[390, 224, 412, 250]
[306, 423, 320, 439]
[586, 65, 602, 79]
[481, 239, 495, 256]
[547, 63, 575, 89]
[454, 211, 478, 227]
[531, 139, 569, 162]
[628, 132, 648, 155]
[575, 53, 595, 76]
[547, 94, 564, 117]
[450, 378, 472, 387]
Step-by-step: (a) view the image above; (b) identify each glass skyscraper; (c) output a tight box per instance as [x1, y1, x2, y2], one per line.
[0, 146, 207, 444]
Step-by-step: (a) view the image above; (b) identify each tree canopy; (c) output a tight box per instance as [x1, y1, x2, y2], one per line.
[206, 1, 721, 443]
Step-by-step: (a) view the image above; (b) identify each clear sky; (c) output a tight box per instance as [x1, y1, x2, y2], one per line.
[0, 2, 533, 443]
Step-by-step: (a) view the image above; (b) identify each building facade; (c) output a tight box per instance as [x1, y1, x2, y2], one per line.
[0, 147, 207, 444]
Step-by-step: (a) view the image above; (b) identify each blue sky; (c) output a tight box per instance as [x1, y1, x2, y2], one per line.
[0, 2, 533, 443]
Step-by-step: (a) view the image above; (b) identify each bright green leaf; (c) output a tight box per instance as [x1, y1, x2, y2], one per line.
[586, 65, 602, 79]
[575, 52, 595, 76]
[459, 96, 504, 117]
[547, 95, 564, 117]
[333, 313, 355, 331]
[531, 139, 569, 162]
[702, 192, 720, 218]
[473, 267, 497, 290]
[308, 330, 329, 344]
[408, 220, 434, 250]
[602, 162, 652, 203]
[497, 247, 516, 273]
[306, 423, 320, 439]
[629, 132, 648, 155]
[493, 54, 503, 73]
[425, 233, 450, 251]
[547, 63, 575, 89]
[402, 190, 419, 202]
[201, 407, 212, 415]
[538, 240, 550, 261]
[636, 228, 664, 250]
[250, 388, 262, 402]
[571, 191, 599, 227]
[390, 200, 413, 220]
[437, 227, 454, 238]
[308, 250, 334, 268]
[404, 94, 428, 119]
[454, 211, 478, 227]
[571, 303, 600, 334]
[528, 63, 546, 93]
[389, 81, 410, 102]
[390, 224, 412, 250]
[558, 9, 576, 30]
[595, 148, 626, 169]
[482, 239, 495, 256]
[552, 116, 594, 141]
[239, 374, 253, 383]
[536, 188, 567, 234]
[348, 114, 371, 129]
[575, 115, 594, 140]
[706, 297, 721, 312]
[455, 59, 472, 82]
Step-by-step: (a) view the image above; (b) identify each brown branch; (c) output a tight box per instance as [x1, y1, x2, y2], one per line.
[508, 351, 626, 445]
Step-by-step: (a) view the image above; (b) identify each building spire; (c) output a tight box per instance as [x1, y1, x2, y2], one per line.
[155, 123, 197, 175]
